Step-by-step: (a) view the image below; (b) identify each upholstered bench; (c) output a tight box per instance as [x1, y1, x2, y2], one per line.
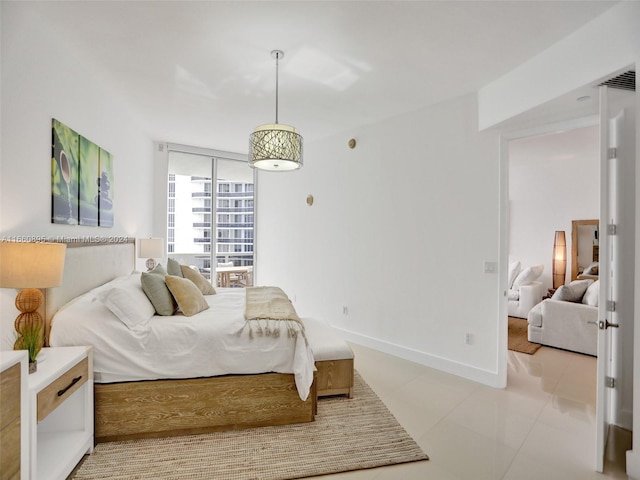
[303, 317, 354, 398]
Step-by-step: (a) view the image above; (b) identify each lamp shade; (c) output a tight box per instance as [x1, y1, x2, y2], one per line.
[249, 124, 303, 171]
[552, 230, 567, 289]
[139, 238, 164, 259]
[0, 242, 66, 288]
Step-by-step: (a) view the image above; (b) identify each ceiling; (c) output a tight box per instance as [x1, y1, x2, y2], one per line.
[24, 0, 620, 153]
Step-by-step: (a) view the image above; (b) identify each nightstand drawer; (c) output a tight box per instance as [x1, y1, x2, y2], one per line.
[37, 357, 88, 422]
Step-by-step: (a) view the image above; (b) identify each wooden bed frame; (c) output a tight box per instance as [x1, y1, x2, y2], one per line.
[45, 238, 317, 442]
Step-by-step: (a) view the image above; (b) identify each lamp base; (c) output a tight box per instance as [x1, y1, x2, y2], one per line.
[146, 258, 157, 271]
[13, 288, 44, 363]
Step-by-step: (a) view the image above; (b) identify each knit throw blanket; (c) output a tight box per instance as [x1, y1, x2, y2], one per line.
[238, 286, 306, 340]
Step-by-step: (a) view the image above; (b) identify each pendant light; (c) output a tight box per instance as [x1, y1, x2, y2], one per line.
[249, 50, 303, 171]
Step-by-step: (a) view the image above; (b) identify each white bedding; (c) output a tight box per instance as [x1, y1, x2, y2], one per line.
[49, 273, 315, 400]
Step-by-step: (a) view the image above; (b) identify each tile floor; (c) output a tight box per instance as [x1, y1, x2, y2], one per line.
[319, 343, 630, 480]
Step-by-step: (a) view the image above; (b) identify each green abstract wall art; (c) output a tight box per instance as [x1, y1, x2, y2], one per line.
[52, 119, 114, 227]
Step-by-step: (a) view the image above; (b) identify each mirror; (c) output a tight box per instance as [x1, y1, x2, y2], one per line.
[571, 219, 599, 281]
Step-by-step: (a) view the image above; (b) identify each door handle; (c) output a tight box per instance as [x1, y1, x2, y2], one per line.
[598, 320, 619, 330]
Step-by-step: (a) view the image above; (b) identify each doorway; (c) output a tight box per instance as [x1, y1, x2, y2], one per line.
[499, 72, 636, 472]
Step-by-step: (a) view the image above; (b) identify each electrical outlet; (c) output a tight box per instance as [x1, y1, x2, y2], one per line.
[342, 306, 349, 315]
[465, 333, 473, 345]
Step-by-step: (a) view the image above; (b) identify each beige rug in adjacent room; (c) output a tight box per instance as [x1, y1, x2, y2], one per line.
[71, 372, 428, 480]
[508, 316, 542, 355]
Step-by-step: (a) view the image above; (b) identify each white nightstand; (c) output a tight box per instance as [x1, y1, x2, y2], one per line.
[28, 346, 94, 480]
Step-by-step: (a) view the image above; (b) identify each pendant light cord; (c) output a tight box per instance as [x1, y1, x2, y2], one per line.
[274, 51, 280, 124]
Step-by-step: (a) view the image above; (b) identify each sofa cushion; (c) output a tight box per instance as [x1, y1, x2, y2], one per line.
[552, 279, 593, 303]
[512, 265, 543, 289]
[527, 301, 543, 327]
[508, 261, 521, 289]
[582, 280, 599, 306]
[507, 289, 519, 301]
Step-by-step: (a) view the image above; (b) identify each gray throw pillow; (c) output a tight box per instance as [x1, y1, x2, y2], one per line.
[166, 257, 184, 277]
[141, 264, 177, 315]
[551, 279, 593, 303]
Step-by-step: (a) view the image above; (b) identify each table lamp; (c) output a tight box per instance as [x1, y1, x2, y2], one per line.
[0, 242, 67, 371]
[139, 238, 164, 271]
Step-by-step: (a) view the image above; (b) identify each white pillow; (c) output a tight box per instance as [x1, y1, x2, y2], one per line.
[512, 265, 543, 289]
[508, 261, 521, 289]
[98, 284, 155, 330]
[582, 280, 599, 307]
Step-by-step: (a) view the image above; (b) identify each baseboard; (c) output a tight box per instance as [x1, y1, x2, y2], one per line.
[332, 327, 502, 388]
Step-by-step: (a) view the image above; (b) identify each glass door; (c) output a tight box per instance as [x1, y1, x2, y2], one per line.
[167, 150, 254, 287]
[214, 158, 255, 287]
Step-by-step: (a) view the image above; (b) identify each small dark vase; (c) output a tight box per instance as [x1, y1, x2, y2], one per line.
[29, 360, 37, 374]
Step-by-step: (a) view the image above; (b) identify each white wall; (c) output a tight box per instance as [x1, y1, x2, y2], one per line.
[256, 93, 504, 386]
[508, 125, 600, 290]
[0, 3, 155, 349]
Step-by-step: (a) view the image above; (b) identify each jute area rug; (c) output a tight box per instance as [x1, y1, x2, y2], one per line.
[71, 372, 428, 480]
[508, 316, 542, 355]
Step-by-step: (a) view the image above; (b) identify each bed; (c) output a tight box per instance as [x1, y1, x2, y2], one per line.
[45, 238, 318, 442]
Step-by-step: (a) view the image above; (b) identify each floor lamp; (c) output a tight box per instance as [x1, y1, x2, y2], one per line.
[552, 231, 567, 289]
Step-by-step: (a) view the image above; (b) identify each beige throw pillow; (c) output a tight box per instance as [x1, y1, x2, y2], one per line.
[180, 265, 216, 295]
[165, 275, 209, 316]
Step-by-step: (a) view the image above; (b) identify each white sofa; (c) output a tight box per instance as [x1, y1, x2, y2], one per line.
[508, 281, 544, 319]
[527, 280, 599, 356]
[507, 262, 544, 319]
